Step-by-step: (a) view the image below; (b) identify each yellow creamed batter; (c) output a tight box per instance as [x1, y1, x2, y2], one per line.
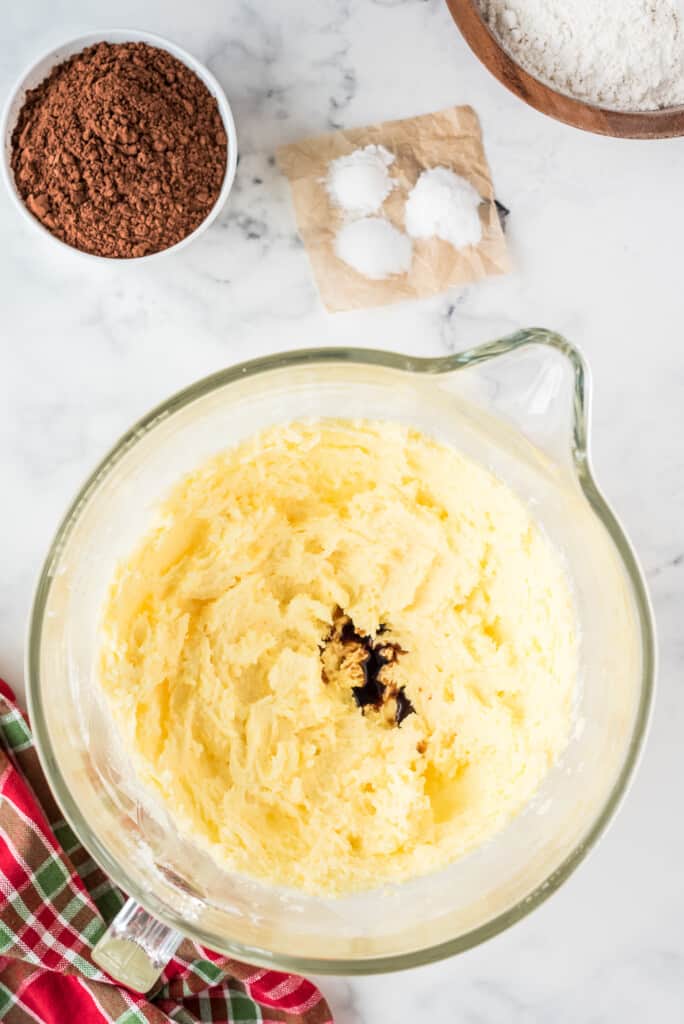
[99, 419, 577, 895]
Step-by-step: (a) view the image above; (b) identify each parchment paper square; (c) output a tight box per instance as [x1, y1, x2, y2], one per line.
[277, 105, 511, 312]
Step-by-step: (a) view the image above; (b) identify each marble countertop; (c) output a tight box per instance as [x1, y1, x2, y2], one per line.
[1, 1, 682, 1019]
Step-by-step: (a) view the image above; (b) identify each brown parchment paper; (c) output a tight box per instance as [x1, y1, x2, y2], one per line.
[277, 105, 511, 312]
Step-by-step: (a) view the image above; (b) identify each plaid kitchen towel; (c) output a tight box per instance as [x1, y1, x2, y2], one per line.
[0, 679, 333, 1024]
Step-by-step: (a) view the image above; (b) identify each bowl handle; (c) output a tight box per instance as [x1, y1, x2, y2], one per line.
[92, 897, 182, 992]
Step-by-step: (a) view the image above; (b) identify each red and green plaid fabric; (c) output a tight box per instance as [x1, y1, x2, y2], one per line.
[0, 680, 332, 1024]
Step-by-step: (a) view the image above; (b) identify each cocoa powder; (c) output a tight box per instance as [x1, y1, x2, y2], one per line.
[11, 41, 228, 258]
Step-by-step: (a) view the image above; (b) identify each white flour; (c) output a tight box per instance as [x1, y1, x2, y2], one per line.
[478, 0, 684, 111]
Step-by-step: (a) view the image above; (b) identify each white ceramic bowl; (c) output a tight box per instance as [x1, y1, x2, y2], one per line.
[0, 29, 238, 262]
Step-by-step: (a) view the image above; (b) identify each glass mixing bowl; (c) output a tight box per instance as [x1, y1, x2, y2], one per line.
[27, 329, 655, 983]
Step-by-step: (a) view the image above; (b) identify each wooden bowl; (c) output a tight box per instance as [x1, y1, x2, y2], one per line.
[446, 0, 684, 138]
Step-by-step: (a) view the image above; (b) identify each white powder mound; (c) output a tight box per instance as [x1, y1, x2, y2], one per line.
[334, 217, 412, 279]
[478, 0, 684, 112]
[326, 145, 396, 216]
[405, 167, 483, 250]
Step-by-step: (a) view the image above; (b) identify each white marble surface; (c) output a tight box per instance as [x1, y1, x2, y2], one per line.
[1, 1, 683, 1020]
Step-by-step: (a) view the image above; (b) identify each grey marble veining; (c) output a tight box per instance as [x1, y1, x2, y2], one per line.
[1, 1, 683, 1020]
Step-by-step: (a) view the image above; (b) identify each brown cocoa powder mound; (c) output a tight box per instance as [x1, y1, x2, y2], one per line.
[11, 41, 228, 258]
